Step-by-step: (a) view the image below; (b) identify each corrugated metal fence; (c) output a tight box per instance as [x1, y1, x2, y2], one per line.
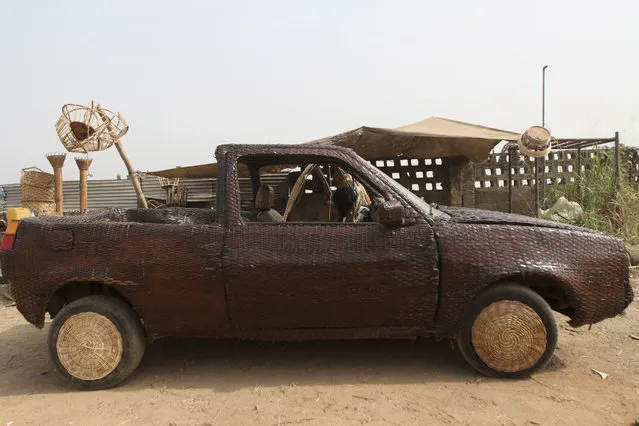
[1, 174, 289, 212]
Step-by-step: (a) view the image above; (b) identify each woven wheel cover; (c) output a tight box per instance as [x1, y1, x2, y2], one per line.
[56, 313, 123, 381]
[471, 300, 547, 373]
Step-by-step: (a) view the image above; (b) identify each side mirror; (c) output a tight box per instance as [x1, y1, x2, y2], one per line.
[376, 200, 405, 227]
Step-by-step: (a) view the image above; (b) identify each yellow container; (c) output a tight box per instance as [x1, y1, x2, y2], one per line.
[6, 221, 19, 235]
[6, 208, 31, 223]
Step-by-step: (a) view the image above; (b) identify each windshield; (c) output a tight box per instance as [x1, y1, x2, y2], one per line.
[361, 161, 450, 220]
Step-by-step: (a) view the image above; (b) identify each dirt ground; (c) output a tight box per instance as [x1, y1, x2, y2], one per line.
[0, 281, 638, 426]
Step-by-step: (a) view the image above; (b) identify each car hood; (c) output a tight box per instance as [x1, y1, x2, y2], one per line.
[435, 205, 596, 233]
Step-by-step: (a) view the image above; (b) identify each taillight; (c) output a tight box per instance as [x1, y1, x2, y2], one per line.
[0, 234, 15, 250]
[0, 221, 19, 250]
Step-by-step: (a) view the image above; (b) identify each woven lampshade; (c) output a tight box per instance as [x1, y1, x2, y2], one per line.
[55, 101, 129, 153]
[518, 126, 552, 158]
[54, 100, 148, 209]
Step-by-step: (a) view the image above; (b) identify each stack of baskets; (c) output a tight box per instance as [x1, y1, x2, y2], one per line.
[20, 167, 58, 216]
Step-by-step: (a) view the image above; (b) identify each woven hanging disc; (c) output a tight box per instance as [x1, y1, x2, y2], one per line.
[56, 312, 123, 381]
[471, 300, 547, 373]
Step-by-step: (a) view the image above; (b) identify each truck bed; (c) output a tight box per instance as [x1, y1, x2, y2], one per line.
[30, 207, 218, 226]
[2, 207, 226, 333]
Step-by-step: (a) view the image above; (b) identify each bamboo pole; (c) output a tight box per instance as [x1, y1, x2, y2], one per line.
[113, 140, 148, 208]
[96, 106, 148, 208]
[614, 131, 621, 191]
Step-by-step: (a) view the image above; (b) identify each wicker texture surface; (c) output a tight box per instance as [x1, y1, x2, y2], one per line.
[433, 218, 633, 332]
[438, 205, 596, 231]
[55, 103, 128, 153]
[254, 185, 285, 222]
[56, 312, 123, 380]
[20, 167, 55, 201]
[471, 300, 547, 373]
[20, 201, 57, 216]
[20, 167, 57, 216]
[224, 223, 439, 329]
[254, 185, 274, 210]
[0, 144, 634, 341]
[3, 208, 225, 334]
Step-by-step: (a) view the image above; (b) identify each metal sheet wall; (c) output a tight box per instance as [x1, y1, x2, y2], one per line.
[3, 179, 154, 210]
[1, 173, 290, 212]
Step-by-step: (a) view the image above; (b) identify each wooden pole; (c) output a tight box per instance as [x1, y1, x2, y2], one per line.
[46, 153, 66, 215]
[508, 145, 514, 213]
[75, 157, 92, 213]
[541, 65, 548, 214]
[113, 140, 148, 208]
[96, 106, 148, 208]
[614, 131, 621, 191]
[535, 157, 540, 217]
[577, 147, 582, 200]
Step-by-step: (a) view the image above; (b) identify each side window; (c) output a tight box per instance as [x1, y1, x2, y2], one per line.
[236, 158, 382, 224]
[237, 165, 291, 221]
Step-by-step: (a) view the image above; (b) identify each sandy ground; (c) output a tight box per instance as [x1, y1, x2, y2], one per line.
[0, 282, 638, 426]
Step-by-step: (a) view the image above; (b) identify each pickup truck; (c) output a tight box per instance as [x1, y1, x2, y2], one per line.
[0, 144, 634, 390]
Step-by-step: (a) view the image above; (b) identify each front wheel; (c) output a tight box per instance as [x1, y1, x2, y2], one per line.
[48, 295, 146, 390]
[457, 283, 558, 378]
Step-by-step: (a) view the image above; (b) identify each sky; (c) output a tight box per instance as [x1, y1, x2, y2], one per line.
[1, 0, 638, 183]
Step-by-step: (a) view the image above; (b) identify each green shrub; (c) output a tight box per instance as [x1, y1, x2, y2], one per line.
[543, 147, 639, 243]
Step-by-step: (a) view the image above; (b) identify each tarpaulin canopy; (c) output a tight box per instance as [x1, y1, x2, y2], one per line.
[147, 117, 520, 179]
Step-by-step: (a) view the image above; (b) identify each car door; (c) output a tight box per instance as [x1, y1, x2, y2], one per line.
[223, 220, 438, 329]
[219, 149, 441, 330]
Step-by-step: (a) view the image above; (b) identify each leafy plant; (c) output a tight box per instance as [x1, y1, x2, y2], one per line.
[543, 146, 639, 243]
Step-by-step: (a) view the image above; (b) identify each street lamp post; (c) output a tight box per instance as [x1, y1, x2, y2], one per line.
[536, 65, 549, 218]
[542, 65, 548, 127]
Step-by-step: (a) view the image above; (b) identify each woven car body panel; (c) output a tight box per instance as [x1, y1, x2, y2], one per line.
[0, 144, 633, 339]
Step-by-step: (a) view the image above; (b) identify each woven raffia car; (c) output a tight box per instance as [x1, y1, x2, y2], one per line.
[0, 144, 634, 390]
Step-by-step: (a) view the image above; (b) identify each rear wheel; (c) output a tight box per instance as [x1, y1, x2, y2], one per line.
[48, 295, 145, 390]
[457, 284, 557, 377]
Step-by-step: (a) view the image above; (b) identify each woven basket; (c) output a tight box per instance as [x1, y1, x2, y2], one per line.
[21, 167, 55, 202]
[21, 201, 59, 217]
[21, 185, 56, 202]
[21, 167, 55, 188]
